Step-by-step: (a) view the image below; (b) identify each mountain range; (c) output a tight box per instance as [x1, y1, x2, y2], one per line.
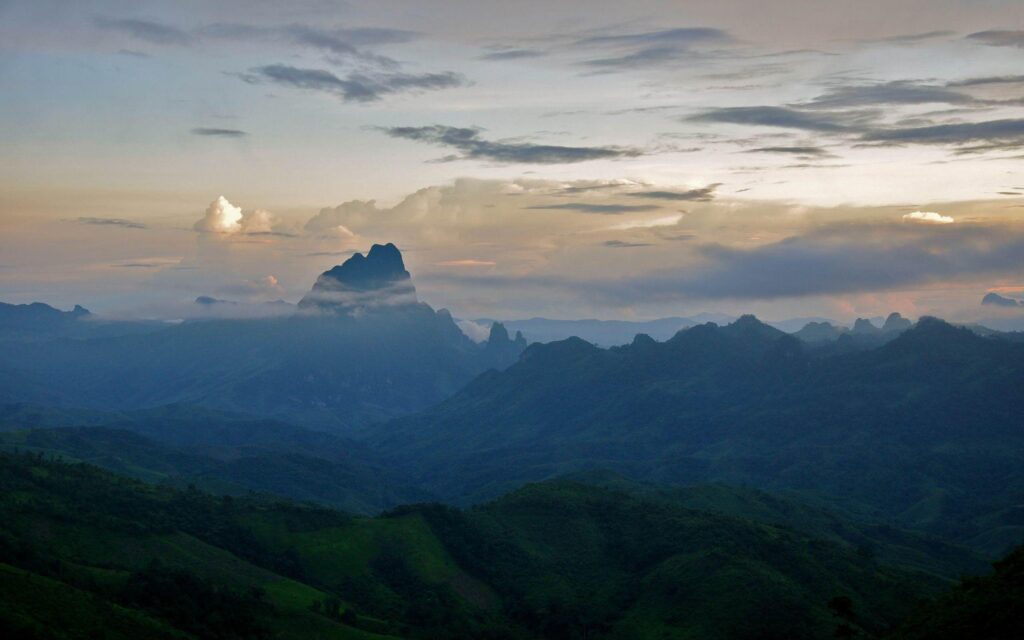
[0, 244, 525, 432]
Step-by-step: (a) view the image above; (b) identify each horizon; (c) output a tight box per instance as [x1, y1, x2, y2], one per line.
[2, 1, 1024, 324]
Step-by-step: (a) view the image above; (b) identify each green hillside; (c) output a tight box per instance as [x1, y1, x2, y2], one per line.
[0, 452, 963, 639]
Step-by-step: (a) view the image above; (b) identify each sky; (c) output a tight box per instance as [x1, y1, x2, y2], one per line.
[1, 0, 1024, 325]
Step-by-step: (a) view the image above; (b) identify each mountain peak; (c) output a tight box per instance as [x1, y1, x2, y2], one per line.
[982, 292, 1021, 308]
[882, 312, 912, 333]
[852, 318, 879, 334]
[299, 243, 417, 311]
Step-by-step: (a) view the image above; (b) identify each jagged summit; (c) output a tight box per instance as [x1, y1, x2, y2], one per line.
[299, 243, 417, 311]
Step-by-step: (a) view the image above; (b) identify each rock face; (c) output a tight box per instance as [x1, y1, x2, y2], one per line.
[299, 243, 417, 312]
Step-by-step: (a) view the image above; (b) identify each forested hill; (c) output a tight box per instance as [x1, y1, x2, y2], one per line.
[369, 316, 1024, 552]
[0, 452, 974, 640]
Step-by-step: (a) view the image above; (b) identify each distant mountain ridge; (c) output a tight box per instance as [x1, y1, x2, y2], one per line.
[368, 315, 1024, 553]
[0, 244, 525, 432]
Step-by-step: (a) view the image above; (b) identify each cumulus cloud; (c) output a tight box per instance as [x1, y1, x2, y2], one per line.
[193, 196, 289, 235]
[903, 211, 955, 224]
[380, 125, 643, 164]
[305, 200, 381, 233]
[194, 196, 244, 233]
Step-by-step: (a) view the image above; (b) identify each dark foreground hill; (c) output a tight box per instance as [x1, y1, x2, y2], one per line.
[368, 316, 1024, 554]
[0, 452, 969, 640]
[0, 417, 433, 515]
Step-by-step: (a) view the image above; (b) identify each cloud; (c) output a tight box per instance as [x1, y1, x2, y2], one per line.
[456, 319, 491, 342]
[305, 200, 380, 233]
[480, 48, 546, 61]
[217, 275, 284, 297]
[436, 259, 497, 267]
[860, 118, 1024, 150]
[239, 64, 466, 102]
[946, 75, 1024, 88]
[609, 214, 685, 230]
[95, 17, 191, 45]
[201, 23, 415, 66]
[191, 127, 247, 138]
[572, 27, 732, 69]
[193, 196, 288, 235]
[627, 184, 720, 201]
[966, 30, 1024, 48]
[76, 217, 148, 230]
[744, 146, 832, 157]
[194, 196, 243, 233]
[432, 222, 1024, 302]
[863, 30, 955, 44]
[526, 203, 661, 214]
[380, 125, 642, 164]
[603, 240, 653, 248]
[688, 106, 866, 132]
[800, 81, 974, 109]
[903, 211, 954, 224]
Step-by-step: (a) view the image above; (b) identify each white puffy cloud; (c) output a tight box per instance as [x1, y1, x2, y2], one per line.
[903, 211, 955, 224]
[305, 200, 381, 233]
[194, 195, 243, 233]
[193, 196, 290, 235]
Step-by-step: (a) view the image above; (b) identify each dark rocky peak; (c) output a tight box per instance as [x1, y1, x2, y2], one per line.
[885, 316, 986, 355]
[852, 318, 880, 334]
[631, 333, 657, 347]
[882, 312, 913, 333]
[982, 292, 1021, 308]
[520, 336, 599, 365]
[484, 322, 528, 368]
[0, 301, 91, 329]
[722, 315, 785, 341]
[793, 321, 846, 343]
[513, 330, 528, 351]
[299, 243, 417, 312]
[487, 321, 511, 346]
